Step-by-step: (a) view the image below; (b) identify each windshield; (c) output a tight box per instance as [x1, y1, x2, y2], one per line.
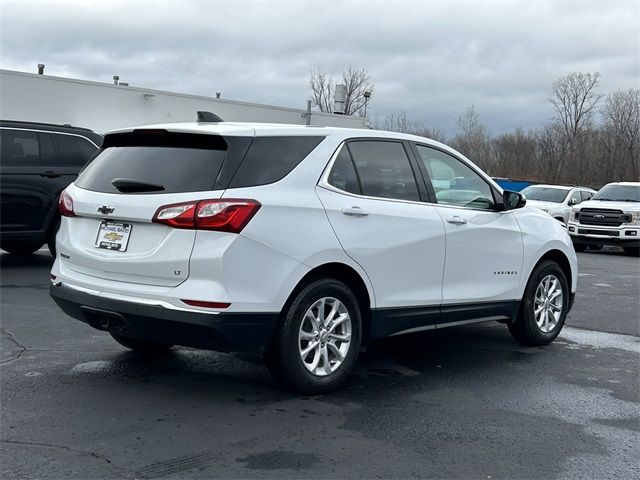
[521, 186, 570, 203]
[592, 184, 640, 202]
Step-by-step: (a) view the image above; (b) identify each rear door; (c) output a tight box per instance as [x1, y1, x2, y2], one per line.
[59, 130, 251, 287]
[317, 140, 445, 327]
[0, 128, 63, 239]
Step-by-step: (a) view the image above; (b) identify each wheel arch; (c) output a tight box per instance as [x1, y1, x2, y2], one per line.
[281, 262, 374, 345]
[532, 249, 573, 295]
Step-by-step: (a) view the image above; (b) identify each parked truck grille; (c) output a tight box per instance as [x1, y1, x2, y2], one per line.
[576, 208, 631, 227]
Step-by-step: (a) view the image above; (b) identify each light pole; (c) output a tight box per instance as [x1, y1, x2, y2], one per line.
[363, 91, 372, 127]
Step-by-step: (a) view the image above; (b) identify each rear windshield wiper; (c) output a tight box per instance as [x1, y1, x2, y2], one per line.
[111, 178, 165, 193]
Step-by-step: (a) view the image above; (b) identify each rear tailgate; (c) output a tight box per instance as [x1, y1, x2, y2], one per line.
[58, 129, 251, 287]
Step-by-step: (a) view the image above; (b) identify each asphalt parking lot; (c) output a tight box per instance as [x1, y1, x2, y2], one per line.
[1, 248, 638, 479]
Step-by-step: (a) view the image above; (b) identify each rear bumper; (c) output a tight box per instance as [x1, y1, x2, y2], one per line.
[50, 283, 279, 353]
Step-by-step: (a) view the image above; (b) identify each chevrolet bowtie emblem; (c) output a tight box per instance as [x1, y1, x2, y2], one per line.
[97, 205, 115, 215]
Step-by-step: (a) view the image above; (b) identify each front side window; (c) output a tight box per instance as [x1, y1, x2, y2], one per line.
[416, 145, 495, 210]
[580, 190, 594, 202]
[346, 141, 420, 202]
[568, 190, 581, 205]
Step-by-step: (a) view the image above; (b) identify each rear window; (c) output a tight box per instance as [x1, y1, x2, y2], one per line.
[229, 136, 325, 188]
[75, 131, 229, 194]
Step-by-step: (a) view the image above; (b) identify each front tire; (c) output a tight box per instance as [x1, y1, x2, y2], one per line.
[265, 278, 362, 394]
[110, 333, 173, 354]
[509, 260, 569, 346]
[623, 246, 640, 257]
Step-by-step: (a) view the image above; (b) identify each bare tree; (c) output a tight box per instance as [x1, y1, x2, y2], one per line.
[601, 89, 640, 180]
[310, 66, 373, 115]
[451, 105, 492, 168]
[374, 111, 448, 142]
[549, 72, 602, 140]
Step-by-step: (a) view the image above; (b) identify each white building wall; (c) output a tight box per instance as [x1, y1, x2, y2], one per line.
[0, 69, 365, 134]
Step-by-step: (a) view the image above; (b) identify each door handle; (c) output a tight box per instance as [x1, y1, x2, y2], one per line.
[341, 207, 369, 217]
[446, 215, 467, 225]
[40, 171, 62, 178]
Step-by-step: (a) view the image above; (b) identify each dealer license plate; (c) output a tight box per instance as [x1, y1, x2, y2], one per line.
[95, 221, 132, 252]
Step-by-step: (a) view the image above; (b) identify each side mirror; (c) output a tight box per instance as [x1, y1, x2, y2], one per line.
[568, 198, 578, 206]
[503, 190, 526, 210]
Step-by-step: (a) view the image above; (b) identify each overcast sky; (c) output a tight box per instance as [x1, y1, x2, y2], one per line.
[1, 0, 638, 135]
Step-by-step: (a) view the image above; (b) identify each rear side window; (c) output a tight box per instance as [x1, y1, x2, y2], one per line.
[0, 129, 40, 166]
[53, 134, 98, 166]
[581, 190, 593, 202]
[75, 132, 229, 194]
[328, 146, 361, 195]
[229, 136, 325, 188]
[347, 141, 420, 202]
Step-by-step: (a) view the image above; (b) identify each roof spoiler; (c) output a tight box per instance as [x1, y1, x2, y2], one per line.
[197, 111, 224, 123]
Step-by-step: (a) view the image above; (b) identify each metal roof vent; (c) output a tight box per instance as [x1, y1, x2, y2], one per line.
[197, 111, 224, 123]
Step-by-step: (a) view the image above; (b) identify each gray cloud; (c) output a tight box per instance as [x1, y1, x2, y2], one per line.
[1, 0, 638, 135]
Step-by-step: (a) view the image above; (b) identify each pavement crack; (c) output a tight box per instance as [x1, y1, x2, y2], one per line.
[0, 328, 28, 365]
[0, 439, 130, 478]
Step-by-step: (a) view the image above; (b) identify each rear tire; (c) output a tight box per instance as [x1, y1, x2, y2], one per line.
[509, 260, 569, 346]
[1, 242, 43, 256]
[110, 333, 173, 354]
[264, 278, 362, 394]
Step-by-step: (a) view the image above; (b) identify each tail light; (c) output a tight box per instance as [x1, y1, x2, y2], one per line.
[59, 190, 75, 217]
[152, 199, 260, 233]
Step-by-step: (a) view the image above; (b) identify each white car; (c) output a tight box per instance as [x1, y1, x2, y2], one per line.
[567, 182, 640, 256]
[50, 117, 578, 393]
[521, 184, 596, 224]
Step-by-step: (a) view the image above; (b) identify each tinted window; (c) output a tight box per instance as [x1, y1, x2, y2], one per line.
[416, 145, 495, 210]
[347, 141, 419, 201]
[76, 133, 229, 194]
[230, 136, 325, 188]
[39, 133, 57, 164]
[0, 129, 40, 166]
[54, 134, 98, 166]
[327, 146, 361, 195]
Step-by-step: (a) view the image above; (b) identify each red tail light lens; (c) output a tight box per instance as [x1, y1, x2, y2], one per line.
[181, 299, 231, 309]
[59, 190, 75, 217]
[152, 199, 260, 233]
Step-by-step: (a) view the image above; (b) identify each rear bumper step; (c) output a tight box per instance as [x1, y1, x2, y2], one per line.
[50, 283, 279, 353]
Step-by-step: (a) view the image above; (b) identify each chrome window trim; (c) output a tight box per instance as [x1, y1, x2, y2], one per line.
[318, 140, 507, 214]
[0, 126, 100, 148]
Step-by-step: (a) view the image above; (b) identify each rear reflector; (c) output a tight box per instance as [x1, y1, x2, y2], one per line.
[58, 190, 75, 217]
[181, 299, 231, 309]
[153, 199, 260, 233]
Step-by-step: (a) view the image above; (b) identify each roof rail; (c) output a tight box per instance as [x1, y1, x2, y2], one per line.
[197, 111, 224, 123]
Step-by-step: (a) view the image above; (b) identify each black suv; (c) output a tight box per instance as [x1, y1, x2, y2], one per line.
[0, 120, 103, 256]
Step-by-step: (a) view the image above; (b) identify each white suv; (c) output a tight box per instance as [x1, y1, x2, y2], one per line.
[567, 182, 640, 256]
[50, 118, 577, 393]
[520, 184, 596, 225]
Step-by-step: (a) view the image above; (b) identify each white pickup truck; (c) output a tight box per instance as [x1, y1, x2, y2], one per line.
[567, 182, 640, 256]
